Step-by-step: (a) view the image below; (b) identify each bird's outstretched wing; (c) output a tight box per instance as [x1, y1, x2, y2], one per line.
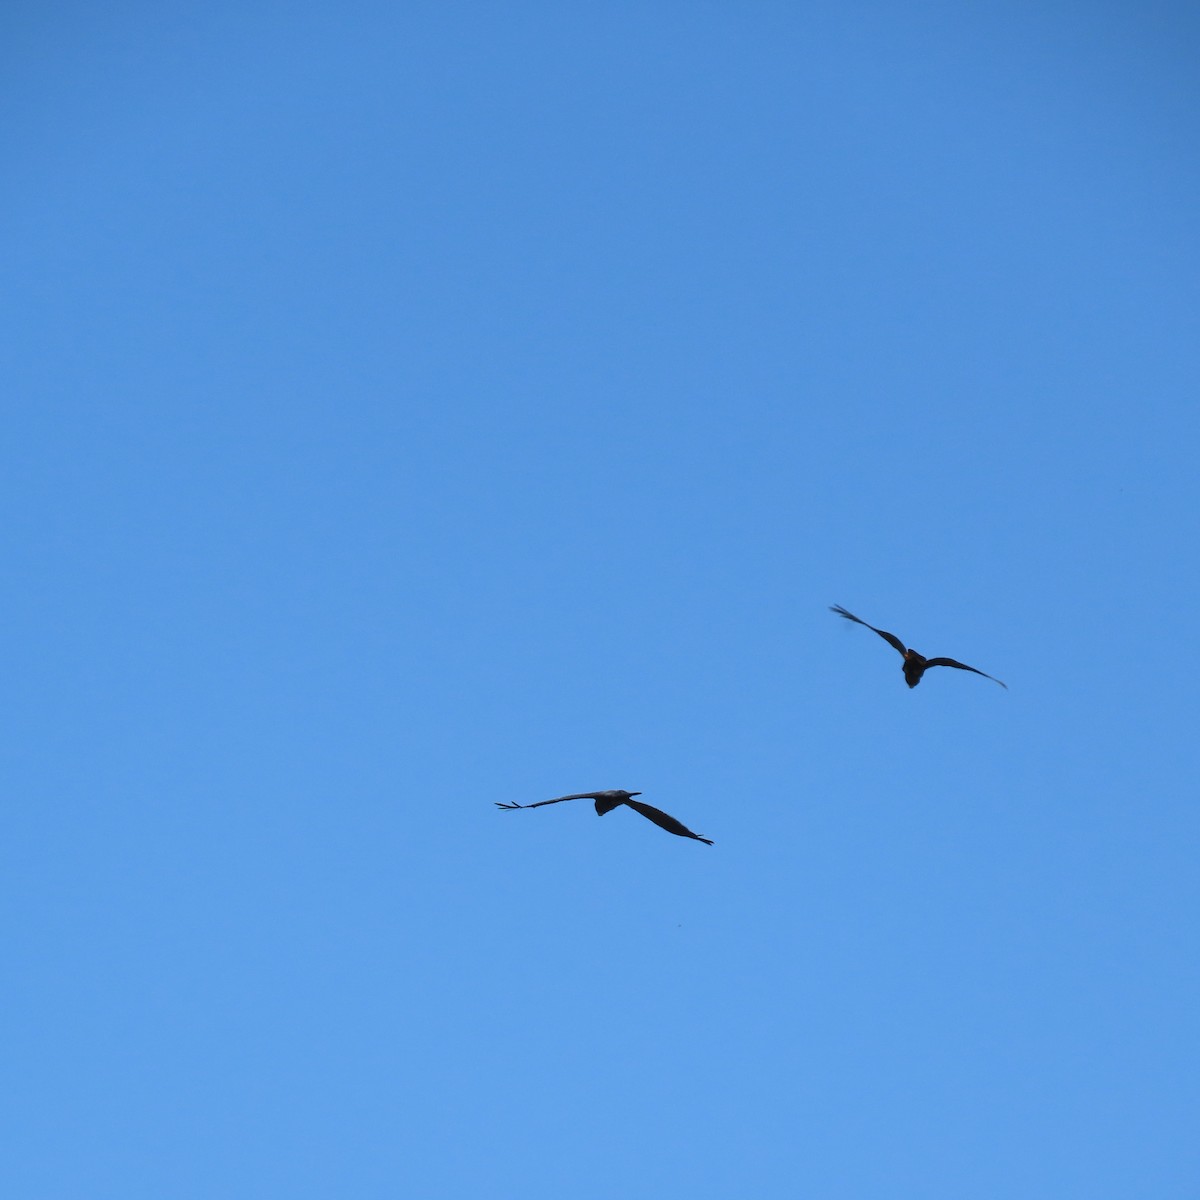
[495, 792, 602, 811]
[829, 604, 908, 657]
[923, 658, 1007, 689]
[624, 798, 714, 845]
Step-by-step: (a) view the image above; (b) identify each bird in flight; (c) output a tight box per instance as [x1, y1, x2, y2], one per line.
[497, 789, 713, 845]
[830, 604, 1007, 689]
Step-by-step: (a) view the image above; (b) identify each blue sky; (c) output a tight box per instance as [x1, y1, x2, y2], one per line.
[3, 3, 1198, 1196]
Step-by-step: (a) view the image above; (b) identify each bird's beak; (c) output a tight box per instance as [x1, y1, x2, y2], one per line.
[630, 792, 642, 797]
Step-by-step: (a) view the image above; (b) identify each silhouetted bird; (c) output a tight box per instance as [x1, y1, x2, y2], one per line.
[830, 604, 1006, 689]
[497, 789, 713, 845]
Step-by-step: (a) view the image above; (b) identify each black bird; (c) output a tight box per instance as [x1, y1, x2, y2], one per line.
[497, 789, 713, 845]
[830, 604, 1007, 689]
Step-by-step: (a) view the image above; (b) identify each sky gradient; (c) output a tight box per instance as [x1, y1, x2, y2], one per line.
[4, 3, 1199, 1196]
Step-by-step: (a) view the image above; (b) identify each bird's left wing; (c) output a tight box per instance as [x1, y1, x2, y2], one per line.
[624, 798, 714, 845]
[923, 658, 1007, 688]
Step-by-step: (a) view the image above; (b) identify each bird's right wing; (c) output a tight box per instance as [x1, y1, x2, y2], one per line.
[624, 798, 714, 845]
[830, 605, 908, 657]
[495, 792, 601, 811]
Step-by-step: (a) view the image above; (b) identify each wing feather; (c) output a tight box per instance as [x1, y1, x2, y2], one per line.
[922, 658, 1007, 688]
[830, 604, 908, 657]
[624, 798, 714, 845]
[495, 792, 602, 811]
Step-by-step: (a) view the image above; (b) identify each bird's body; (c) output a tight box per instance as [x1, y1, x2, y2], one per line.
[497, 789, 713, 845]
[902, 651, 930, 689]
[830, 604, 1006, 690]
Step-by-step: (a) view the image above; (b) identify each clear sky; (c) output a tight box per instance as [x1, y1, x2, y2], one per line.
[4, 3, 1198, 1196]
